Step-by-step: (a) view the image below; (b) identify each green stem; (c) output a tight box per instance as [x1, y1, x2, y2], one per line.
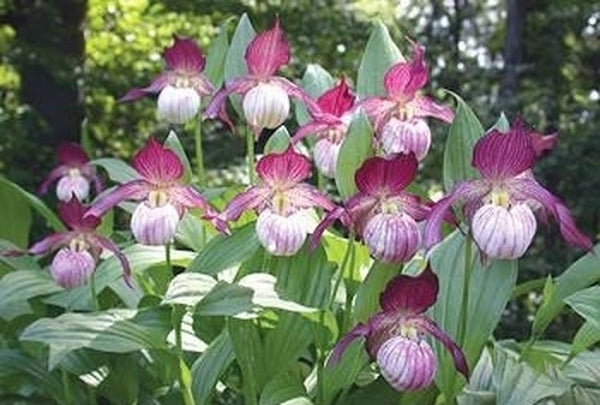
[165, 242, 172, 274]
[89, 273, 99, 312]
[317, 171, 326, 193]
[246, 129, 256, 185]
[329, 234, 355, 308]
[316, 310, 326, 405]
[458, 235, 473, 345]
[342, 240, 357, 334]
[193, 119, 205, 187]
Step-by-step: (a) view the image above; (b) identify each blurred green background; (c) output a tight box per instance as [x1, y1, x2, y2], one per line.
[0, 0, 598, 340]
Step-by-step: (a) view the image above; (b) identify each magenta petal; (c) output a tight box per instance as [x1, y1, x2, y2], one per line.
[380, 266, 438, 313]
[310, 206, 348, 249]
[384, 43, 428, 100]
[220, 186, 271, 222]
[38, 166, 68, 195]
[511, 118, 559, 157]
[28, 232, 73, 256]
[317, 78, 356, 117]
[328, 322, 371, 366]
[287, 184, 336, 211]
[86, 180, 150, 218]
[58, 198, 100, 230]
[245, 17, 290, 77]
[204, 77, 254, 122]
[412, 96, 454, 123]
[90, 234, 133, 288]
[358, 96, 397, 132]
[417, 317, 469, 380]
[355, 154, 418, 196]
[120, 73, 171, 102]
[163, 36, 206, 72]
[132, 139, 184, 183]
[256, 146, 312, 185]
[472, 129, 536, 179]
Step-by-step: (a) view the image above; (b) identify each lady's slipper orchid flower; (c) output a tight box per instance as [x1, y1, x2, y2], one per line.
[205, 18, 318, 137]
[24, 198, 130, 289]
[329, 266, 469, 391]
[121, 36, 214, 124]
[360, 43, 453, 160]
[39, 143, 102, 202]
[86, 139, 225, 246]
[292, 79, 356, 178]
[424, 120, 592, 259]
[220, 146, 336, 256]
[313, 154, 430, 263]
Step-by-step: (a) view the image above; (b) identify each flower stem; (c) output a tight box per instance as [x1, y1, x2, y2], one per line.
[246, 128, 256, 185]
[89, 272, 99, 311]
[329, 234, 355, 309]
[165, 242, 172, 274]
[458, 235, 473, 345]
[193, 119, 205, 187]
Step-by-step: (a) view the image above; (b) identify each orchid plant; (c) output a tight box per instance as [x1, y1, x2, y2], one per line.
[1, 13, 597, 405]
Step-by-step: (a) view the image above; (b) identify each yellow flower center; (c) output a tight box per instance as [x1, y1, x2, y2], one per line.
[69, 235, 88, 252]
[68, 168, 81, 178]
[148, 190, 169, 208]
[272, 191, 288, 215]
[486, 188, 511, 208]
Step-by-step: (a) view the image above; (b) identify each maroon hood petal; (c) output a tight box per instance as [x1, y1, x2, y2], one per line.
[472, 129, 536, 180]
[164, 36, 206, 73]
[355, 154, 418, 196]
[317, 78, 356, 117]
[245, 17, 290, 77]
[379, 266, 438, 314]
[256, 146, 312, 186]
[384, 43, 428, 101]
[512, 116, 558, 158]
[132, 139, 184, 183]
[57, 143, 89, 166]
[58, 198, 100, 231]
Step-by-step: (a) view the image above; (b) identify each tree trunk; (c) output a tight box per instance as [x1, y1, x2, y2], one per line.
[499, 0, 525, 114]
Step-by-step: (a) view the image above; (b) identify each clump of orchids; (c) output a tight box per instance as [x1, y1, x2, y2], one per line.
[16, 15, 593, 400]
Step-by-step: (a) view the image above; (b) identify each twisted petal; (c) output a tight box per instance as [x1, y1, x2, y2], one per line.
[328, 322, 370, 366]
[355, 154, 418, 196]
[164, 36, 206, 72]
[384, 43, 427, 100]
[220, 186, 271, 222]
[412, 96, 454, 123]
[472, 129, 536, 180]
[132, 139, 184, 183]
[169, 185, 228, 233]
[416, 317, 469, 380]
[512, 178, 593, 250]
[317, 78, 356, 117]
[28, 232, 73, 256]
[58, 198, 100, 231]
[57, 143, 89, 166]
[273, 77, 321, 116]
[203, 76, 255, 124]
[380, 266, 438, 314]
[120, 73, 171, 102]
[90, 234, 133, 287]
[246, 17, 290, 77]
[257, 145, 312, 185]
[359, 96, 397, 132]
[310, 206, 349, 250]
[38, 165, 68, 195]
[292, 122, 330, 143]
[86, 180, 150, 218]
[288, 183, 336, 211]
[345, 193, 379, 236]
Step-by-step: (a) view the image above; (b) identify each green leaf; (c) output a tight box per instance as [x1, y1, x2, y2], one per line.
[98, 355, 140, 405]
[224, 13, 255, 116]
[204, 18, 231, 88]
[572, 321, 600, 357]
[356, 20, 404, 98]
[442, 92, 484, 191]
[335, 111, 373, 200]
[490, 112, 511, 133]
[163, 273, 218, 306]
[430, 231, 518, 401]
[90, 158, 139, 184]
[228, 318, 268, 392]
[532, 244, 600, 337]
[0, 239, 41, 271]
[20, 308, 171, 354]
[260, 370, 310, 405]
[0, 177, 32, 247]
[0, 270, 63, 319]
[196, 282, 255, 316]
[295, 64, 335, 126]
[264, 126, 291, 154]
[188, 222, 261, 275]
[321, 340, 368, 404]
[565, 286, 600, 323]
[175, 211, 207, 252]
[164, 130, 193, 183]
[191, 330, 235, 404]
[239, 273, 317, 314]
[0, 176, 65, 232]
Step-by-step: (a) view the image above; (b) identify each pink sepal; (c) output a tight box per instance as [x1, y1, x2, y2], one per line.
[379, 266, 438, 314]
[384, 43, 428, 100]
[28, 232, 73, 256]
[89, 234, 133, 288]
[413, 96, 454, 123]
[289, 184, 336, 211]
[164, 36, 206, 72]
[133, 139, 184, 183]
[355, 154, 418, 196]
[328, 322, 370, 366]
[309, 206, 349, 250]
[58, 198, 100, 231]
[39, 166, 68, 195]
[317, 78, 356, 117]
[120, 73, 171, 102]
[220, 186, 270, 222]
[169, 185, 229, 234]
[256, 146, 312, 186]
[86, 180, 150, 218]
[472, 130, 536, 180]
[245, 17, 290, 77]
[203, 77, 255, 125]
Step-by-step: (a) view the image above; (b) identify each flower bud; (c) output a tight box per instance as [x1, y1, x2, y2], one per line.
[56, 171, 90, 201]
[256, 209, 307, 256]
[363, 213, 421, 263]
[157, 85, 201, 124]
[471, 203, 537, 259]
[130, 202, 180, 246]
[313, 138, 341, 178]
[51, 247, 96, 289]
[242, 82, 290, 129]
[376, 336, 437, 391]
[380, 118, 431, 160]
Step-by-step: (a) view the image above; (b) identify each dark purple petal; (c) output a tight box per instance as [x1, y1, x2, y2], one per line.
[57, 143, 89, 166]
[309, 206, 349, 249]
[380, 266, 438, 313]
[412, 96, 454, 123]
[512, 116, 558, 157]
[132, 139, 184, 183]
[163, 36, 206, 72]
[203, 77, 255, 123]
[90, 172, 104, 195]
[120, 73, 171, 102]
[256, 145, 312, 186]
[416, 317, 469, 380]
[355, 154, 418, 196]
[328, 322, 371, 366]
[512, 178, 593, 250]
[317, 78, 356, 117]
[58, 198, 100, 230]
[384, 43, 428, 100]
[86, 180, 150, 218]
[38, 166, 68, 195]
[90, 234, 133, 288]
[220, 186, 271, 222]
[28, 232, 73, 256]
[245, 17, 290, 77]
[472, 129, 536, 180]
